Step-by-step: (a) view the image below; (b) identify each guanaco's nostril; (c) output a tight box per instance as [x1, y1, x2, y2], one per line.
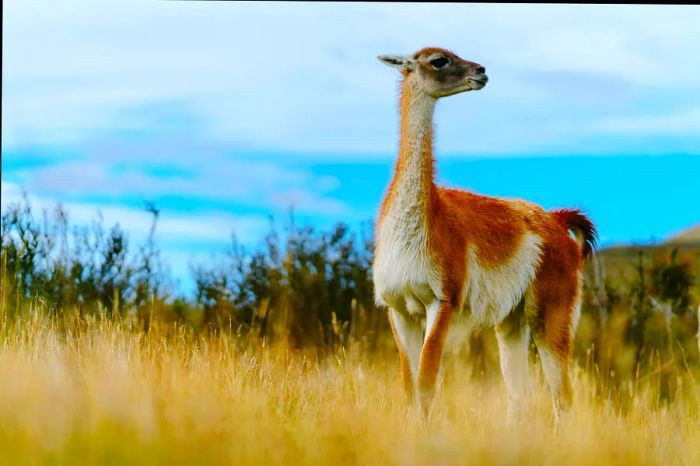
[475, 66, 486, 74]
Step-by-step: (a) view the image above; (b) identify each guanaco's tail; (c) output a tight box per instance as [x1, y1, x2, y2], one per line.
[550, 208, 598, 260]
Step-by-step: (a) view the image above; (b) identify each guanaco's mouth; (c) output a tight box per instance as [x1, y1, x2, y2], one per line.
[467, 74, 489, 90]
[432, 74, 489, 97]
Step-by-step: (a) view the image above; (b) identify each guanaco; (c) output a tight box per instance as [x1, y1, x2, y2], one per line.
[373, 47, 597, 424]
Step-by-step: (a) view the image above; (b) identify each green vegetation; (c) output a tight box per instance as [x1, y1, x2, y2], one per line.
[1, 196, 381, 348]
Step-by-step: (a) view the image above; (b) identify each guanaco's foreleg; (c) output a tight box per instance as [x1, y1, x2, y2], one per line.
[388, 308, 423, 404]
[416, 300, 453, 418]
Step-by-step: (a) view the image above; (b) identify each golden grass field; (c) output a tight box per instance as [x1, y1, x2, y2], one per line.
[1, 307, 700, 466]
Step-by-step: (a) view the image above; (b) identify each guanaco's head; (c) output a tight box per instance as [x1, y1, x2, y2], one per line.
[378, 47, 488, 98]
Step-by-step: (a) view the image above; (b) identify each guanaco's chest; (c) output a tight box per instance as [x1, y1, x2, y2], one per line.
[372, 198, 441, 312]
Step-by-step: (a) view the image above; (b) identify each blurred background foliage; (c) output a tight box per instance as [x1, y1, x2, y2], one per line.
[2, 195, 699, 407]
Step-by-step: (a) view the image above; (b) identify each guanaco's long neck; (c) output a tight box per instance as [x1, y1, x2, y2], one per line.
[384, 80, 437, 219]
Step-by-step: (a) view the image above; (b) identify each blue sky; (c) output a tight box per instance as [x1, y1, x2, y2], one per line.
[3, 2, 700, 294]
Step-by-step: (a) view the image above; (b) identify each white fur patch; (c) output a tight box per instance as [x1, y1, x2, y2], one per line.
[464, 232, 543, 327]
[570, 270, 583, 337]
[373, 210, 442, 311]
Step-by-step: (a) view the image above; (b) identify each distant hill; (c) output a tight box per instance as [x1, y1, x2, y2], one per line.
[668, 224, 700, 246]
[590, 224, 700, 287]
[595, 224, 700, 258]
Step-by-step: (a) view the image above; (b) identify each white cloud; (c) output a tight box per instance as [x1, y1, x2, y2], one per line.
[269, 189, 348, 216]
[4, 2, 700, 155]
[1, 180, 268, 249]
[12, 154, 348, 217]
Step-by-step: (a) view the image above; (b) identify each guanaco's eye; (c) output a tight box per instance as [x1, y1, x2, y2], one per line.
[429, 57, 450, 69]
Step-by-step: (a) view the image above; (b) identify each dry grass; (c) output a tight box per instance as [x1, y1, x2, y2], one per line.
[1, 308, 700, 466]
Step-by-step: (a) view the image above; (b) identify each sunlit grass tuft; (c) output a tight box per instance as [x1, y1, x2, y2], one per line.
[1, 307, 700, 466]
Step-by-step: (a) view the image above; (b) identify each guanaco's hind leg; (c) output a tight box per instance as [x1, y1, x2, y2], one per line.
[534, 333, 573, 428]
[495, 300, 531, 425]
[388, 308, 423, 404]
[529, 252, 581, 428]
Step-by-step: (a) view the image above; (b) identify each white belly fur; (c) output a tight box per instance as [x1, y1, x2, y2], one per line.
[464, 232, 543, 327]
[374, 220, 543, 328]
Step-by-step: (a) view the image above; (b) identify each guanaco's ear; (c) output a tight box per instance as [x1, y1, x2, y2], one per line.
[377, 54, 416, 71]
